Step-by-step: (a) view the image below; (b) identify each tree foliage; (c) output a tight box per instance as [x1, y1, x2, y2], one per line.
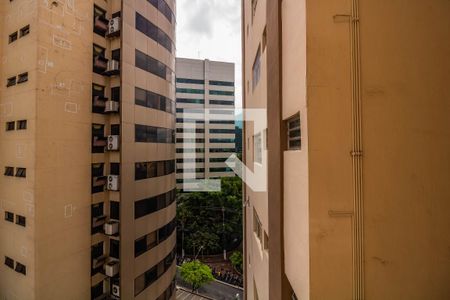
[180, 260, 214, 292]
[177, 177, 243, 255]
[229, 251, 243, 273]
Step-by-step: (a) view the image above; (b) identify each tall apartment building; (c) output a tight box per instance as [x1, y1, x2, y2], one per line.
[243, 1, 450, 300]
[175, 58, 236, 190]
[0, 1, 177, 299]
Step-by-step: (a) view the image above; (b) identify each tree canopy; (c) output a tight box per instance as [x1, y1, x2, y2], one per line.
[179, 260, 214, 292]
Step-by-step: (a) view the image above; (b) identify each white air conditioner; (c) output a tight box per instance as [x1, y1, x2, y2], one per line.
[107, 135, 119, 151]
[104, 101, 119, 113]
[111, 283, 120, 298]
[105, 261, 119, 277]
[107, 175, 119, 191]
[104, 220, 119, 236]
[108, 17, 121, 36]
[106, 60, 120, 73]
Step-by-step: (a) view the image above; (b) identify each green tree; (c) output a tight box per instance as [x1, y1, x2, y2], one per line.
[229, 251, 243, 273]
[180, 260, 214, 292]
[177, 177, 243, 255]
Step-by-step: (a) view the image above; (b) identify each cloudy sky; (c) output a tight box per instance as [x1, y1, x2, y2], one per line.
[176, 0, 242, 108]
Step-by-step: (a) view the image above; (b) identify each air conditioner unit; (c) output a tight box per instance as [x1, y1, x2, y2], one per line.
[107, 175, 119, 191]
[111, 283, 120, 298]
[105, 60, 120, 74]
[107, 135, 119, 151]
[104, 101, 119, 113]
[107, 17, 121, 37]
[104, 220, 119, 236]
[105, 261, 119, 277]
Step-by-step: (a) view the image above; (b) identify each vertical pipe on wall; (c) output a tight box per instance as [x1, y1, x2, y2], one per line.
[350, 0, 364, 299]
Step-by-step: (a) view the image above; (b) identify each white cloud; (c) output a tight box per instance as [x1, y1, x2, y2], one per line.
[176, 0, 242, 108]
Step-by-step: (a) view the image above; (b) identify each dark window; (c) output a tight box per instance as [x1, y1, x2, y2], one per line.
[4, 257, 14, 269]
[4, 167, 14, 176]
[209, 128, 235, 134]
[209, 157, 228, 163]
[5, 211, 14, 222]
[91, 281, 104, 299]
[19, 25, 30, 37]
[91, 164, 105, 194]
[210, 138, 235, 143]
[176, 148, 205, 153]
[111, 87, 120, 102]
[110, 201, 120, 220]
[92, 124, 105, 153]
[176, 88, 205, 94]
[147, 0, 175, 24]
[93, 5, 108, 36]
[209, 90, 234, 96]
[135, 87, 174, 114]
[135, 12, 173, 53]
[210, 167, 233, 173]
[93, 44, 107, 74]
[210, 100, 234, 106]
[110, 163, 120, 175]
[176, 128, 205, 133]
[135, 124, 174, 144]
[209, 148, 235, 153]
[134, 160, 174, 181]
[135, 49, 173, 81]
[209, 80, 234, 87]
[17, 72, 28, 84]
[6, 121, 15, 131]
[176, 78, 204, 84]
[15, 168, 26, 178]
[7, 76, 16, 87]
[110, 239, 120, 259]
[91, 203, 104, 234]
[9, 32, 18, 43]
[16, 120, 27, 130]
[176, 98, 204, 104]
[15, 262, 26, 275]
[134, 189, 175, 219]
[209, 120, 235, 125]
[92, 84, 107, 114]
[15, 215, 26, 227]
[111, 124, 120, 135]
[91, 242, 104, 259]
[287, 113, 301, 150]
[135, 219, 175, 257]
[252, 46, 261, 90]
[111, 49, 121, 61]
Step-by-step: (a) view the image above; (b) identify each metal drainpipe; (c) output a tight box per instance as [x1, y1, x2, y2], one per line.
[350, 0, 364, 299]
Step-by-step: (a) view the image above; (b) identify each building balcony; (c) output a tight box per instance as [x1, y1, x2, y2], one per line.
[94, 15, 109, 36]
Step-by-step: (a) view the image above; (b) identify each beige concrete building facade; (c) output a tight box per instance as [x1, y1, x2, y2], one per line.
[0, 1, 177, 299]
[175, 58, 236, 190]
[243, 0, 450, 299]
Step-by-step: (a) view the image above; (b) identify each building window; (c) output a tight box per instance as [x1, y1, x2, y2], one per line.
[7, 76, 16, 87]
[15, 262, 26, 275]
[93, 44, 107, 74]
[111, 49, 121, 61]
[110, 163, 120, 176]
[134, 189, 176, 219]
[93, 5, 108, 36]
[209, 80, 234, 87]
[110, 239, 120, 259]
[6, 121, 15, 131]
[135, 124, 174, 144]
[253, 132, 262, 164]
[9, 32, 18, 43]
[111, 86, 120, 102]
[135, 13, 174, 53]
[176, 78, 205, 84]
[262, 26, 267, 51]
[135, 87, 175, 114]
[253, 208, 262, 242]
[176, 98, 204, 104]
[210, 100, 234, 106]
[17, 120, 27, 130]
[209, 90, 234, 96]
[110, 201, 120, 220]
[252, 47, 261, 90]
[16, 215, 26, 227]
[4, 167, 14, 176]
[4, 257, 14, 269]
[134, 160, 175, 181]
[135, 49, 174, 82]
[19, 25, 30, 37]
[15, 168, 26, 178]
[5, 211, 14, 222]
[176, 88, 205, 94]
[17, 72, 28, 84]
[286, 113, 301, 150]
